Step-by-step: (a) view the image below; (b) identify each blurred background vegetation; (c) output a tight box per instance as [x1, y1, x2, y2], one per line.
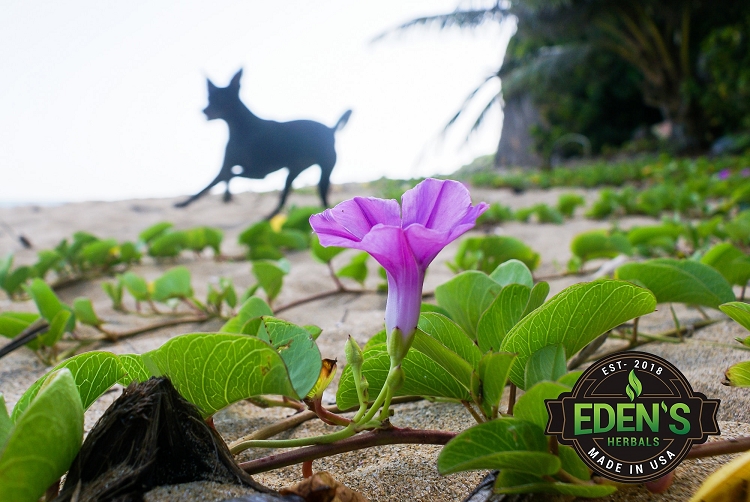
[384, 0, 750, 167]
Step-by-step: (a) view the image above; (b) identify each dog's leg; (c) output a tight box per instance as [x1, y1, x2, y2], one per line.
[265, 170, 297, 220]
[174, 172, 227, 208]
[318, 161, 335, 208]
[222, 180, 232, 203]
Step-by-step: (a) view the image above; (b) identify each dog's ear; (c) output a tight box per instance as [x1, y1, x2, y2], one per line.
[229, 69, 243, 90]
[207, 79, 218, 92]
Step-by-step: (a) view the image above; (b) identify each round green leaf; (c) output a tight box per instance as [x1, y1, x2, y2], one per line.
[438, 418, 552, 475]
[11, 352, 126, 422]
[262, 318, 322, 398]
[501, 280, 656, 388]
[615, 258, 735, 309]
[477, 284, 531, 352]
[489, 259, 534, 288]
[141, 333, 297, 417]
[720, 301, 750, 332]
[435, 271, 503, 338]
[0, 369, 83, 502]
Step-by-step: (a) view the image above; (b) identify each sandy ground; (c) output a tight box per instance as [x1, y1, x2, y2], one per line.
[1, 184, 749, 501]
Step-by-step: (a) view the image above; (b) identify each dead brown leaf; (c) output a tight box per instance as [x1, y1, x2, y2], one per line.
[280, 471, 369, 502]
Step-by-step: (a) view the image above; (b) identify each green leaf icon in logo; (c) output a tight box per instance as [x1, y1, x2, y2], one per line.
[625, 369, 642, 401]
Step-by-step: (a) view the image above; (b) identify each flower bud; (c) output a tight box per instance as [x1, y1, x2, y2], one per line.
[305, 359, 337, 400]
[344, 335, 364, 368]
[388, 365, 405, 391]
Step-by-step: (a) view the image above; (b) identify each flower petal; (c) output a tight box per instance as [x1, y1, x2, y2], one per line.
[309, 197, 401, 248]
[404, 202, 489, 268]
[401, 179, 473, 232]
[357, 226, 423, 337]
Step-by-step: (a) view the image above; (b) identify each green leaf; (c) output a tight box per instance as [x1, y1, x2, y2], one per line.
[2, 266, 32, 297]
[25, 278, 65, 323]
[262, 318, 322, 398]
[435, 271, 503, 338]
[437, 418, 555, 475]
[616, 258, 735, 309]
[238, 221, 272, 247]
[270, 229, 308, 250]
[119, 272, 150, 301]
[80, 239, 118, 266]
[252, 259, 289, 303]
[420, 303, 451, 318]
[450, 236, 540, 274]
[364, 330, 387, 350]
[0, 254, 12, 286]
[37, 309, 72, 347]
[72, 297, 102, 326]
[476, 284, 531, 352]
[220, 297, 274, 333]
[524, 345, 567, 390]
[558, 444, 590, 481]
[513, 381, 571, 430]
[185, 227, 223, 254]
[493, 470, 615, 497]
[281, 206, 319, 233]
[139, 221, 173, 243]
[117, 354, 150, 386]
[725, 361, 750, 387]
[418, 313, 482, 370]
[489, 259, 534, 288]
[571, 230, 632, 264]
[557, 370, 583, 387]
[0, 369, 83, 502]
[33, 250, 62, 278]
[720, 302, 750, 331]
[310, 234, 344, 263]
[521, 281, 550, 318]
[336, 252, 369, 285]
[148, 231, 188, 257]
[151, 266, 193, 302]
[702, 243, 750, 286]
[477, 351, 515, 416]
[501, 280, 656, 388]
[304, 325, 322, 340]
[336, 343, 470, 410]
[0, 395, 12, 446]
[410, 330, 475, 389]
[11, 351, 126, 422]
[102, 281, 123, 310]
[141, 333, 297, 417]
[0, 313, 42, 350]
[220, 277, 237, 308]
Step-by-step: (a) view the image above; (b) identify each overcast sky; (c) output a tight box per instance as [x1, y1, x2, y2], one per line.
[0, 1, 511, 204]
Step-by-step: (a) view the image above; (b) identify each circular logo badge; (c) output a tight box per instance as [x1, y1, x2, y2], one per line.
[545, 351, 720, 483]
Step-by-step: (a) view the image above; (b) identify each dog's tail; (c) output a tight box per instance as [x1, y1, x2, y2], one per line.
[332, 110, 352, 132]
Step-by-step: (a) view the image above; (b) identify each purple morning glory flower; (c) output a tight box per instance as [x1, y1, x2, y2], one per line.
[310, 178, 488, 359]
[717, 168, 731, 180]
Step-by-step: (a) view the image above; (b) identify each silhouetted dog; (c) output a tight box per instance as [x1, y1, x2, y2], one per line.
[175, 69, 351, 218]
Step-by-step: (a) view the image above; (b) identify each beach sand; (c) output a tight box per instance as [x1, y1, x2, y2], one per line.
[1, 185, 748, 501]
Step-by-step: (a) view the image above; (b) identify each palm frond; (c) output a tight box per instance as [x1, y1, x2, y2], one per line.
[372, 2, 508, 42]
[442, 74, 500, 133]
[466, 93, 501, 141]
[501, 43, 590, 97]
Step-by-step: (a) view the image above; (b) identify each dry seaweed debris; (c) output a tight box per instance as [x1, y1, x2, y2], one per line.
[53, 377, 296, 502]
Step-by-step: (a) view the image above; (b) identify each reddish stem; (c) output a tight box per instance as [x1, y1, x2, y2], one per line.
[239, 427, 456, 475]
[302, 460, 313, 478]
[507, 383, 517, 415]
[686, 436, 750, 459]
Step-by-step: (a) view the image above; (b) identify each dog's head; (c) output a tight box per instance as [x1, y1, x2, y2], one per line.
[203, 69, 243, 120]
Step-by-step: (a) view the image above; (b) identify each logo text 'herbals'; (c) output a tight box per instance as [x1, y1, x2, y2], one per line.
[546, 352, 720, 483]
